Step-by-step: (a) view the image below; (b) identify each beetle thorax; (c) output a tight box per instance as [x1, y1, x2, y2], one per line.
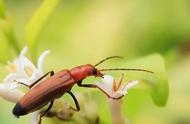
[70, 64, 95, 81]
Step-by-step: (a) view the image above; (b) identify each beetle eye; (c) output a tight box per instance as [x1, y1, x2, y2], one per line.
[92, 69, 97, 75]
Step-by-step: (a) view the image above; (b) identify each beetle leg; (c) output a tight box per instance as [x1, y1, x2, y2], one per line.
[77, 80, 123, 100]
[39, 101, 54, 124]
[17, 71, 54, 88]
[30, 71, 54, 88]
[67, 91, 80, 111]
[16, 82, 29, 87]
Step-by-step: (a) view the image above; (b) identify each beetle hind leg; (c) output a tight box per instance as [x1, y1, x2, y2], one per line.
[38, 101, 54, 124]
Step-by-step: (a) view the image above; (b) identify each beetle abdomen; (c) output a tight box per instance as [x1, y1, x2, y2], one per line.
[12, 103, 27, 116]
[13, 70, 75, 116]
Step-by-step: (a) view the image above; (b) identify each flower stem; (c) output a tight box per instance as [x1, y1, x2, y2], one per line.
[108, 98, 125, 124]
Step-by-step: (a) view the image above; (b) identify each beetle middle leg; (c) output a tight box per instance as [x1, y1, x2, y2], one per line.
[67, 91, 80, 111]
[18, 71, 54, 88]
[77, 80, 123, 99]
[40, 92, 79, 122]
[39, 101, 54, 124]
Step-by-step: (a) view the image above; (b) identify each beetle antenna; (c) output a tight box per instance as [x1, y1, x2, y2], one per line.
[94, 56, 123, 67]
[99, 68, 154, 74]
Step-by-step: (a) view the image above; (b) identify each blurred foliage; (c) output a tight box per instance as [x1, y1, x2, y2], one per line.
[0, 0, 20, 64]
[0, 0, 5, 18]
[121, 54, 168, 106]
[0, 0, 190, 124]
[25, 0, 60, 61]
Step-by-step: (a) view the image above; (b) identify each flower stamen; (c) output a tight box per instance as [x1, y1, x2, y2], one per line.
[24, 66, 34, 77]
[6, 62, 17, 73]
[113, 74, 124, 91]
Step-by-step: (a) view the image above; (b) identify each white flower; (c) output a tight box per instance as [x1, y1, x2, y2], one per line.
[0, 84, 24, 103]
[4, 46, 49, 89]
[95, 74, 139, 98]
[0, 46, 49, 124]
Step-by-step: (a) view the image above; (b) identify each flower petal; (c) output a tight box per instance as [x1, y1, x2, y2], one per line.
[19, 46, 28, 58]
[111, 92, 124, 98]
[3, 73, 25, 83]
[120, 80, 139, 95]
[0, 84, 24, 103]
[8, 82, 21, 89]
[95, 81, 113, 95]
[19, 57, 37, 76]
[101, 75, 114, 92]
[13, 58, 22, 73]
[17, 46, 37, 77]
[37, 50, 50, 75]
[29, 72, 42, 82]
[31, 112, 39, 124]
[117, 90, 128, 96]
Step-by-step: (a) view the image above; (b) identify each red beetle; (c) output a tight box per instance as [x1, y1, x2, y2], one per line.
[12, 56, 153, 124]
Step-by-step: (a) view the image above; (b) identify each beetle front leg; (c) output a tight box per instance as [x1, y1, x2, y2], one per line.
[77, 80, 123, 100]
[17, 71, 54, 88]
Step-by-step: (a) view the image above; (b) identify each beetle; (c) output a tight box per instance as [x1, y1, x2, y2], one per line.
[12, 56, 153, 124]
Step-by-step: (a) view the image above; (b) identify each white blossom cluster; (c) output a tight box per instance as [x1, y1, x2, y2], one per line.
[0, 47, 49, 124]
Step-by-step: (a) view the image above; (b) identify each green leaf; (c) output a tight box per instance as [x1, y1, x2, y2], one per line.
[25, 0, 60, 49]
[0, 0, 20, 54]
[0, 0, 5, 18]
[0, 15, 20, 54]
[0, 31, 12, 64]
[120, 54, 168, 106]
